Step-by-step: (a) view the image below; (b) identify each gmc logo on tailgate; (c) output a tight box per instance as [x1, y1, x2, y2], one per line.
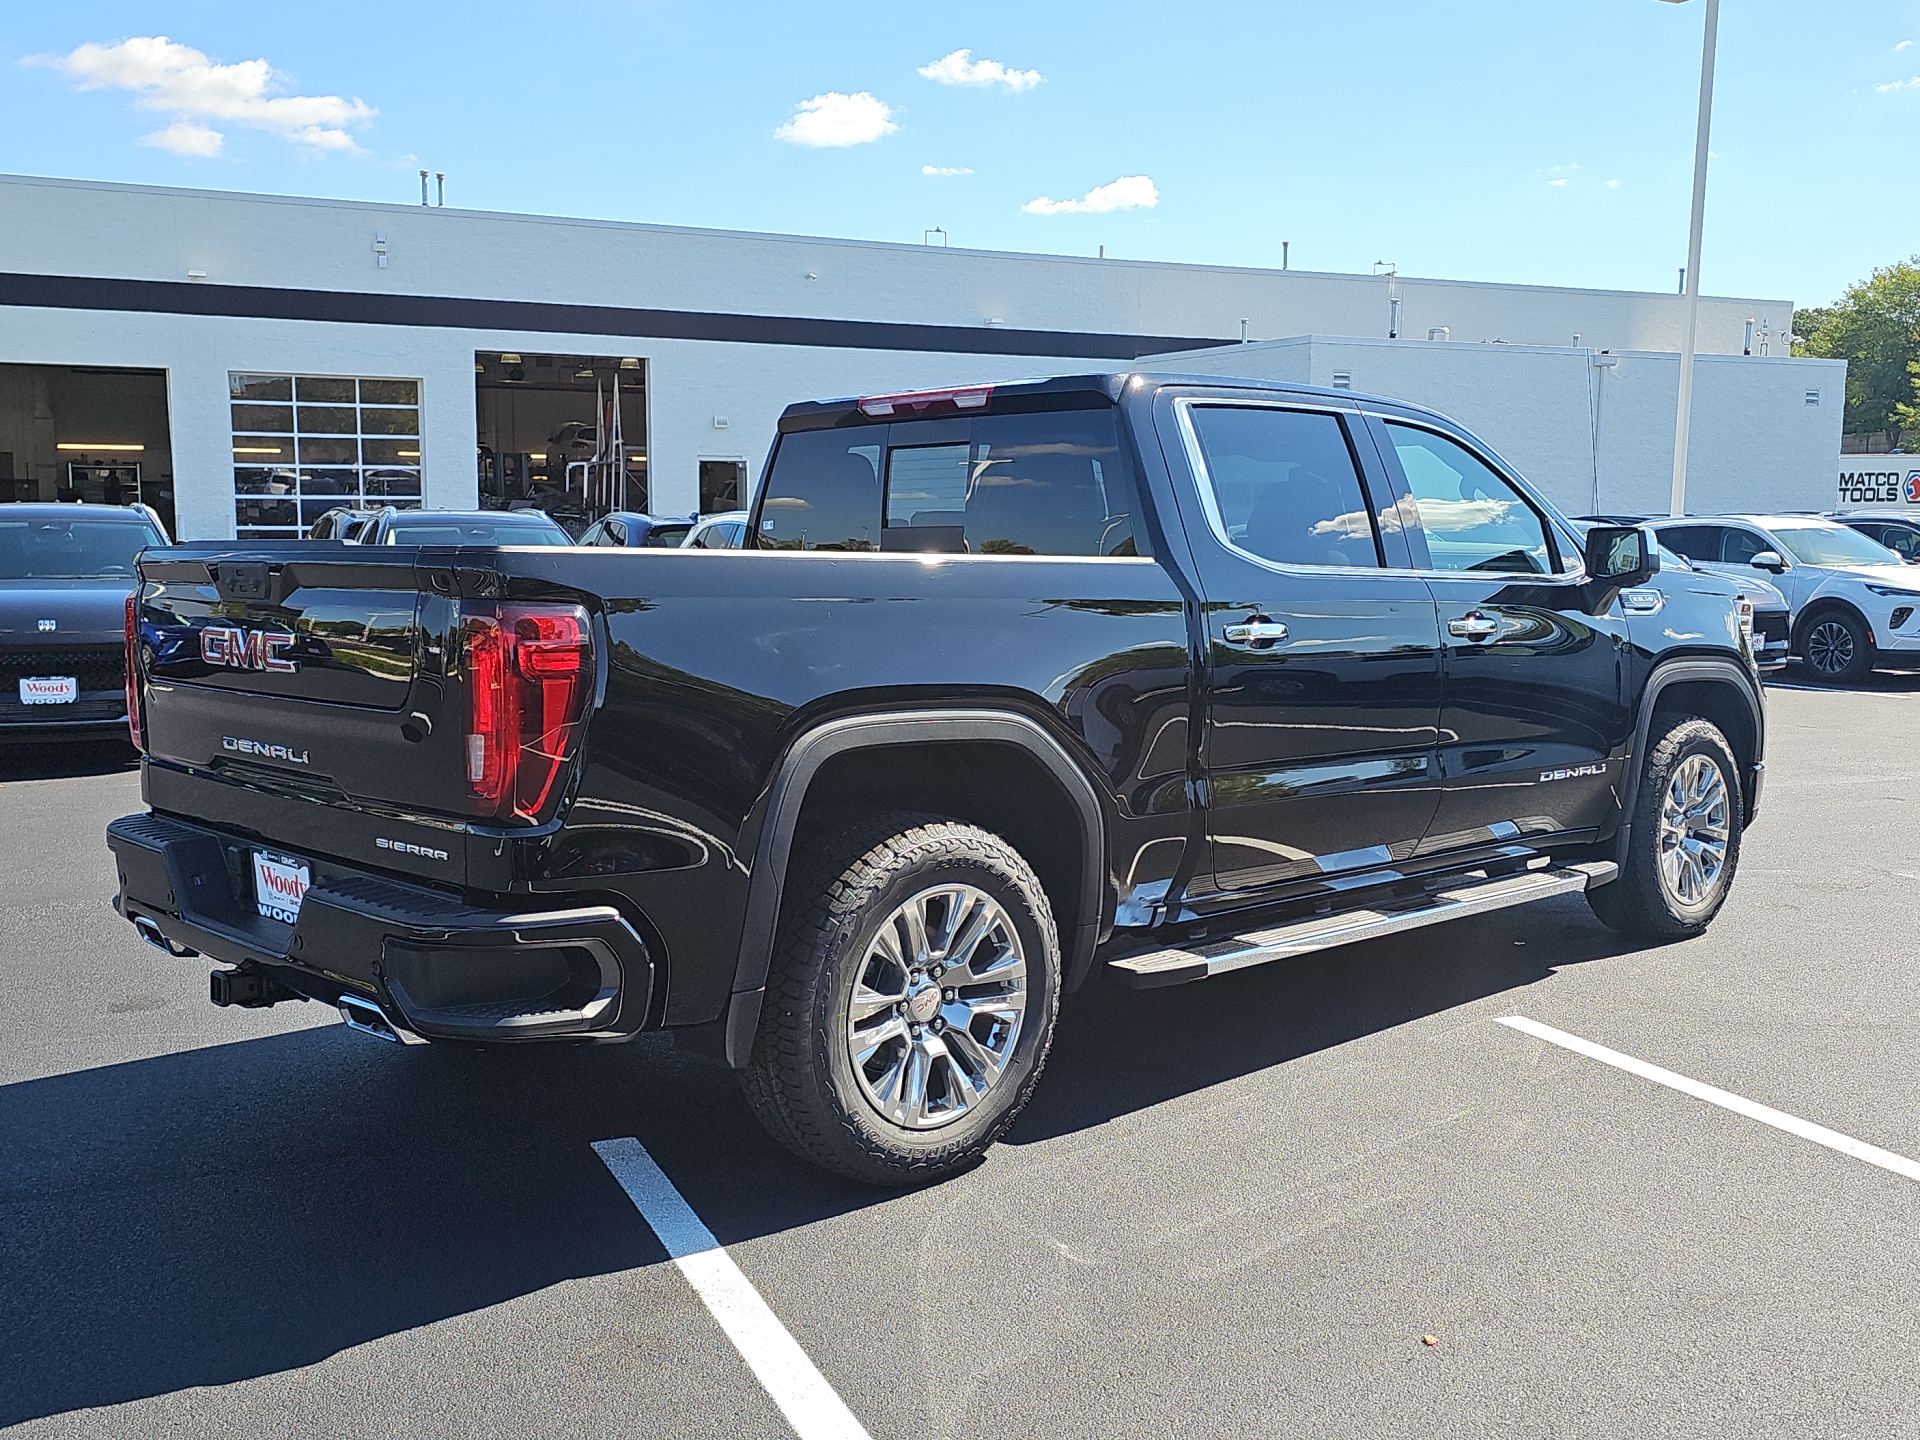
[201, 624, 298, 672]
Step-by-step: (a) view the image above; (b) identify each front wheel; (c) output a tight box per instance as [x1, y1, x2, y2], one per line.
[740, 813, 1061, 1186]
[1588, 716, 1743, 941]
[1799, 610, 1872, 685]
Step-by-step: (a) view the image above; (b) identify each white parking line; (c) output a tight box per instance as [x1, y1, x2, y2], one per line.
[592, 1137, 874, 1440]
[1498, 1016, 1920, 1182]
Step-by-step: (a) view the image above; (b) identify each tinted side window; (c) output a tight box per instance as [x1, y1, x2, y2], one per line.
[1882, 524, 1920, 560]
[1188, 406, 1381, 568]
[1660, 525, 1720, 562]
[962, 410, 1143, 556]
[882, 409, 1145, 557]
[758, 429, 882, 551]
[1720, 528, 1770, 565]
[1386, 423, 1557, 575]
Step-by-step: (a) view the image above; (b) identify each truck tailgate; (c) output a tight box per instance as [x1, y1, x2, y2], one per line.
[132, 548, 475, 884]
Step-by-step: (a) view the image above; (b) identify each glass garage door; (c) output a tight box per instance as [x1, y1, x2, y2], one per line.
[229, 374, 422, 538]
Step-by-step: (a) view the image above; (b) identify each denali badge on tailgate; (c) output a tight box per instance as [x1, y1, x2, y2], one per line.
[201, 624, 298, 672]
[222, 736, 310, 765]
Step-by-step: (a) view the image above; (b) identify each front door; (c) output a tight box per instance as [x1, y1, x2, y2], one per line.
[1373, 417, 1633, 851]
[1162, 397, 1444, 901]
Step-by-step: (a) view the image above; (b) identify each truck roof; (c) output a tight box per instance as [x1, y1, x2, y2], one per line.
[777, 371, 1454, 431]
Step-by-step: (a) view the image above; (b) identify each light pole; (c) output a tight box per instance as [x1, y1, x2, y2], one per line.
[1662, 0, 1721, 517]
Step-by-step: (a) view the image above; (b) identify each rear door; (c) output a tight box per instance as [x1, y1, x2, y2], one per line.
[1159, 394, 1444, 900]
[1370, 416, 1632, 849]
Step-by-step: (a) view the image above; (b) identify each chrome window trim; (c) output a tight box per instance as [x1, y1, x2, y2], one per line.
[1171, 396, 1405, 581]
[1171, 395, 1597, 588]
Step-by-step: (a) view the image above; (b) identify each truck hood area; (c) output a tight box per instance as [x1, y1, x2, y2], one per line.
[0, 578, 133, 645]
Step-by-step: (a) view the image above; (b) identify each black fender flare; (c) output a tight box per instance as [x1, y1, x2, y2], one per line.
[1612, 657, 1766, 868]
[719, 708, 1109, 1067]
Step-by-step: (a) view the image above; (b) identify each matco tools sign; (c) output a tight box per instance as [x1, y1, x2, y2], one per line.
[1837, 461, 1920, 508]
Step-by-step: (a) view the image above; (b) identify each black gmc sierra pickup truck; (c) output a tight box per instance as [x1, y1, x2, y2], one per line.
[109, 373, 1764, 1184]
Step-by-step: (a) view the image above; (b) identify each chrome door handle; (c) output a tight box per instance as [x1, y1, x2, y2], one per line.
[1447, 612, 1500, 641]
[1222, 620, 1290, 648]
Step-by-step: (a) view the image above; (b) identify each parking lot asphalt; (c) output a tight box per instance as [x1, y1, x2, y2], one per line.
[4, 672, 1919, 1439]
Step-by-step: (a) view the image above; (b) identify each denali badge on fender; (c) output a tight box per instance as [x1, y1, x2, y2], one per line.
[376, 837, 450, 861]
[223, 735, 310, 765]
[201, 624, 298, 672]
[1540, 763, 1608, 782]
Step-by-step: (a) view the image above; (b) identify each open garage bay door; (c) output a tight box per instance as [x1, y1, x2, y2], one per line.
[476, 353, 647, 533]
[0, 365, 175, 536]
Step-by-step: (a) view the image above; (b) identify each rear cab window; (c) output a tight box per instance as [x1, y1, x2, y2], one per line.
[756, 405, 1147, 557]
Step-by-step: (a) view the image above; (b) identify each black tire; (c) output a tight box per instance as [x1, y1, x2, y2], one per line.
[740, 813, 1061, 1186]
[1798, 608, 1872, 685]
[1588, 716, 1743, 941]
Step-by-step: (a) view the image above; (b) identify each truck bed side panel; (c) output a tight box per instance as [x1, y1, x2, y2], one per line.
[505, 548, 1192, 1025]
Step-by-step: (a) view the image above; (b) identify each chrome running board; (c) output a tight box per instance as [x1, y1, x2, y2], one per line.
[1106, 861, 1618, 989]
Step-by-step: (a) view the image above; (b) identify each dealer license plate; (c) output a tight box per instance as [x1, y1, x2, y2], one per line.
[252, 850, 310, 924]
[18, 676, 78, 705]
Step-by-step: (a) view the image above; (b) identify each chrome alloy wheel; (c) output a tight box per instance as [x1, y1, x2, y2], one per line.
[845, 884, 1028, 1131]
[1656, 753, 1731, 907]
[1805, 619, 1857, 676]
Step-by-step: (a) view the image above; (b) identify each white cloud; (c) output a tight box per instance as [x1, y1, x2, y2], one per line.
[140, 120, 223, 156]
[774, 91, 898, 147]
[1876, 75, 1920, 91]
[922, 164, 973, 176]
[28, 35, 374, 155]
[1023, 174, 1158, 216]
[1606, 178, 1622, 189]
[1897, 39, 1913, 51]
[1547, 177, 1570, 187]
[918, 49, 1043, 92]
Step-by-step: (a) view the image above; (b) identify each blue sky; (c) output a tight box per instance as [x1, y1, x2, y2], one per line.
[4, 1, 1918, 309]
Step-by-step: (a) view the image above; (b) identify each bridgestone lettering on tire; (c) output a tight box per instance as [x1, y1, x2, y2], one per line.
[740, 813, 1061, 1186]
[1588, 715, 1743, 941]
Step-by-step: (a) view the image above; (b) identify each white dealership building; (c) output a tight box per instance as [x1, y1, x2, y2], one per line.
[0, 172, 1842, 541]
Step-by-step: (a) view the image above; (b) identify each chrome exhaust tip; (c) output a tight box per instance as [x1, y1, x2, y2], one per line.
[132, 915, 197, 958]
[337, 993, 427, 1045]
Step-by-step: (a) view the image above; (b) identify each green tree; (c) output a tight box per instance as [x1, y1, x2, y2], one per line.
[1799, 259, 1920, 442]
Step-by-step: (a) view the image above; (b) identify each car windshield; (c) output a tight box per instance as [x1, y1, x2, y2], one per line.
[0, 518, 163, 579]
[1767, 523, 1902, 568]
[643, 524, 692, 547]
[383, 517, 572, 546]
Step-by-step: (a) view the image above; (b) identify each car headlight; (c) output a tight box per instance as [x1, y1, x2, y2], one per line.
[1866, 584, 1920, 597]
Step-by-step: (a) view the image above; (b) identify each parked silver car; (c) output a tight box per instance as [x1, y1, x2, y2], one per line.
[1653, 515, 1920, 683]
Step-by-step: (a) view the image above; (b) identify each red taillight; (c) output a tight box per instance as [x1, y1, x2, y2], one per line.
[463, 602, 592, 821]
[856, 384, 993, 418]
[123, 590, 145, 752]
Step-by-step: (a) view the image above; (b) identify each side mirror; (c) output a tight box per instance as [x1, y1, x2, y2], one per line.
[1749, 549, 1787, 572]
[1583, 525, 1659, 586]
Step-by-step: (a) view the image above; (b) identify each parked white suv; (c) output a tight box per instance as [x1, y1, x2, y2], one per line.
[1654, 515, 1920, 683]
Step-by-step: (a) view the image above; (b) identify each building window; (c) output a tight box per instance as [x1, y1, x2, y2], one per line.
[229, 374, 422, 537]
[699, 458, 744, 513]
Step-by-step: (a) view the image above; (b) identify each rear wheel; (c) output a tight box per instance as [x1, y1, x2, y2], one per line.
[740, 813, 1060, 1186]
[1588, 716, 1742, 941]
[1799, 609, 1872, 685]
